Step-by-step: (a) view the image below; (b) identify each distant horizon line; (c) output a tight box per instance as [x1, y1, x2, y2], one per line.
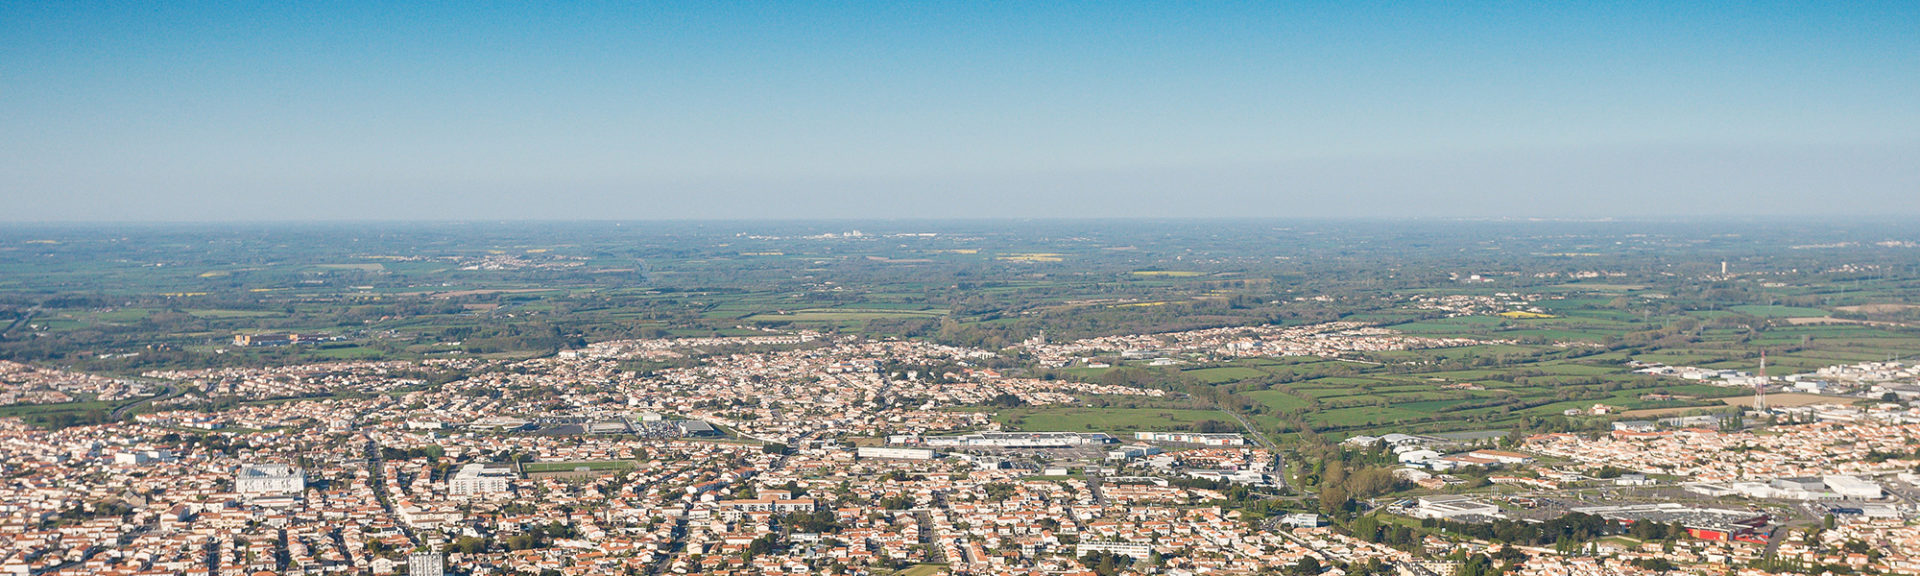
[3, 215, 1916, 226]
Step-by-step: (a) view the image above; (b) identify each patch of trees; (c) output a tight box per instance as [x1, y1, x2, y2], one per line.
[1080, 550, 1136, 576]
[1282, 555, 1323, 576]
[785, 509, 841, 533]
[986, 393, 1026, 408]
[1188, 419, 1238, 433]
[1297, 444, 1410, 514]
[1340, 557, 1394, 576]
[1347, 515, 1420, 550]
[1452, 552, 1501, 576]
[743, 534, 781, 559]
[18, 407, 113, 430]
[380, 445, 445, 462]
[363, 540, 403, 559]
[1421, 512, 1617, 547]
[448, 536, 489, 554]
[981, 482, 1018, 502]
[502, 522, 579, 551]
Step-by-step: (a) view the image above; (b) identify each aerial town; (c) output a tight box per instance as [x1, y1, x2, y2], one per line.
[8, 318, 1920, 576]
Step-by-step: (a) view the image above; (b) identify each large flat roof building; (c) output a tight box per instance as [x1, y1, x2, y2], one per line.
[1824, 475, 1884, 500]
[857, 446, 937, 460]
[450, 463, 515, 498]
[1134, 431, 1247, 446]
[1410, 496, 1502, 520]
[917, 432, 1116, 448]
[236, 463, 305, 499]
[677, 420, 719, 437]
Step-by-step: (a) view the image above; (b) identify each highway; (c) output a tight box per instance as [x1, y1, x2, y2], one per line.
[110, 383, 181, 420]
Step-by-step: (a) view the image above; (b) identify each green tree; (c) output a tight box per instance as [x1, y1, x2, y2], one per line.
[448, 536, 489, 554]
[1318, 484, 1349, 515]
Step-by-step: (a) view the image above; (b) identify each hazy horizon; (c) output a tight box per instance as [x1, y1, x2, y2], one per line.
[5, 3, 1917, 221]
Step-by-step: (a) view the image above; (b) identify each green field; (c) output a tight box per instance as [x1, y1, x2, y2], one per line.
[741, 308, 948, 322]
[1247, 390, 1313, 412]
[1315, 406, 1431, 427]
[1729, 304, 1830, 318]
[0, 399, 119, 428]
[186, 309, 284, 318]
[1183, 366, 1267, 384]
[8, 221, 1920, 451]
[894, 564, 950, 576]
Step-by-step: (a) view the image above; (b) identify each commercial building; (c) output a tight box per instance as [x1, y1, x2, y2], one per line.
[1409, 496, 1502, 521]
[857, 446, 937, 460]
[468, 416, 534, 432]
[1685, 476, 1882, 500]
[1183, 468, 1269, 486]
[1615, 474, 1655, 486]
[1661, 414, 1737, 428]
[917, 432, 1116, 448]
[1570, 504, 1769, 542]
[114, 449, 176, 466]
[1343, 433, 1438, 449]
[677, 420, 720, 437]
[1134, 431, 1247, 446]
[1107, 444, 1164, 461]
[1612, 420, 1657, 433]
[584, 420, 630, 434]
[1426, 454, 1497, 471]
[1824, 475, 1884, 500]
[1397, 449, 1443, 465]
[449, 463, 515, 497]
[1466, 449, 1535, 465]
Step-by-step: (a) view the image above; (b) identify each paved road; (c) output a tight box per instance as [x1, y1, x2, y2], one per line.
[644, 518, 688, 575]
[1087, 470, 1107, 506]
[364, 440, 419, 547]
[1223, 409, 1277, 451]
[913, 509, 943, 563]
[1763, 523, 1791, 558]
[0, 309, 33, 340]
[110, 383, 179, 420]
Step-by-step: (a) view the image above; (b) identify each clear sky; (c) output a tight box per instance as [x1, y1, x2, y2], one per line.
[3, 2, 1916, 221]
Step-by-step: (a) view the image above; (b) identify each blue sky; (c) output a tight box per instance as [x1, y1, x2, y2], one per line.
[3, 2, 1916, 220]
